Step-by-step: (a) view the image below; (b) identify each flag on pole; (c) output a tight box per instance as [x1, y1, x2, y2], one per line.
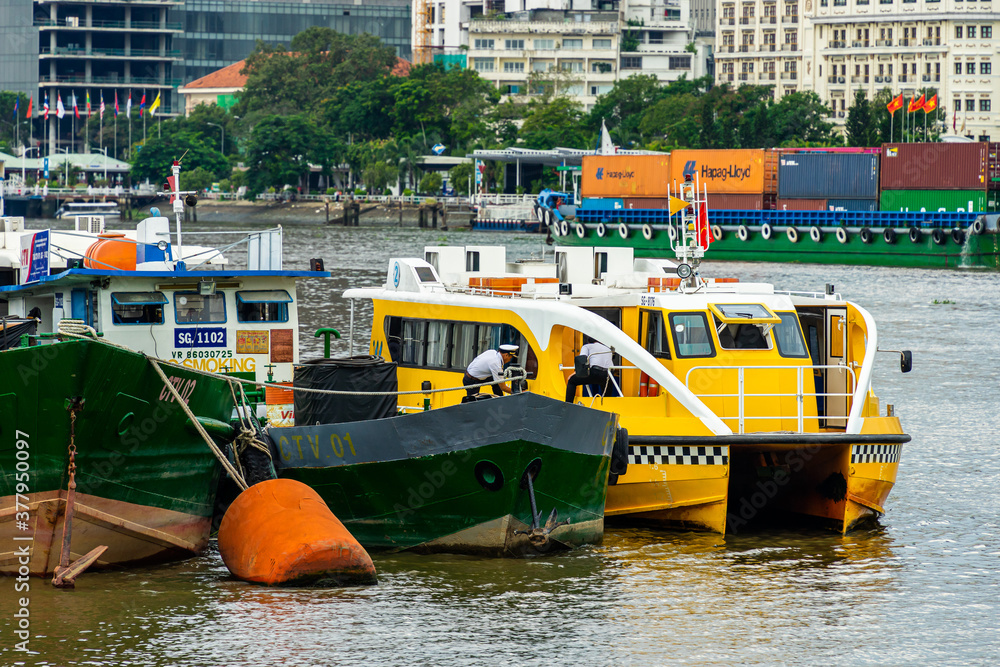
[696, 200, 712, 250]
[56, 93, 65, 119]
[100, 91, 105, 117]
[953, 105, 957, 132]
[72, 93, 80, 119]
[115, 90, 119, 117]
[13, 95, 18, 118]
[86, 90, 91, 117]
[149, 92, 161, 116]
[923, 95, 938, 114]
[25, 96, 32, 119]
[43, 93, 49, 119]
[127, 91, 132, 119]
[887, 94, 904, 114]
[668, 197, 689, 216]
[140, 92, 146, 117]
[908, 95, 925, 113]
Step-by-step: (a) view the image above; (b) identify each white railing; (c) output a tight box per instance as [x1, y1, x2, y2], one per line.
[685, 364, 858, 434]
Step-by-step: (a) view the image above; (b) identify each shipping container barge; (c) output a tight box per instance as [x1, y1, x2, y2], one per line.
[531, 144, 1000, 269]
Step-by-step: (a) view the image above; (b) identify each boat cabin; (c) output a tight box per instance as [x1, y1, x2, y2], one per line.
[349, 245, 880, 437]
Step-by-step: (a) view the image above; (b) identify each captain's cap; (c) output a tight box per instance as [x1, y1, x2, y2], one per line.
[499, 344, 519, 353]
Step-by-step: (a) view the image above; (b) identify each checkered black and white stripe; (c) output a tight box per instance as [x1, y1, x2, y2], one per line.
[629, 445, 729, 466]
[851, 444, 901, 464]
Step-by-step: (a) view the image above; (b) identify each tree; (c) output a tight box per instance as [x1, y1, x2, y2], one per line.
[770, 91, 838, 145]
[586, 74, 668, 143]
[237, 31, 398, 117]
[242, 114, 322, 197]
[362, 160, 398, 193]
[845, 89, 879, 147]
[448, 161, 475, 195]
[519, 96, 587, 150]
[419, 172, 442, 194]
[130, 131, 230, 185]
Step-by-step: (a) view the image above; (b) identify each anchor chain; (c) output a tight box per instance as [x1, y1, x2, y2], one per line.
[52, 398, 107, 588]
[513, 461, 569, 547]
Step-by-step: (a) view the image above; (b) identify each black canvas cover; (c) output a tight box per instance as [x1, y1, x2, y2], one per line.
[294, 355, 398, 425]
[0, 319, 37, 351]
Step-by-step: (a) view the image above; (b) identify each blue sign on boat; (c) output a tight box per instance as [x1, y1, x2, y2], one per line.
[20, 230, 50, 284]
[431, 144, 446, 155]
[174, 327, 227, 348]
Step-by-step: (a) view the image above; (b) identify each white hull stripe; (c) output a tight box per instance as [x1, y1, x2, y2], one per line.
[629, 445, 729, 466]
[851, 444, 901, 464]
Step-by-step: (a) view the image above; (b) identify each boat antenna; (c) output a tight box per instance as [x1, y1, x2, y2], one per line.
[672, 171, 706, 290]
[156, 156, 198, 269]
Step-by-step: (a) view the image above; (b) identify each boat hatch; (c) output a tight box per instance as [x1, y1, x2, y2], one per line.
[708, 303, 781, 325]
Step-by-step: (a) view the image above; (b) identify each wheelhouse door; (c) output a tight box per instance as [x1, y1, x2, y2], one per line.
[824, 308, 849, 429]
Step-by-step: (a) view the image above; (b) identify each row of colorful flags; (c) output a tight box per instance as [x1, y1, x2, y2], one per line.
[886, 93, 939, 115]
[14, 90, 162, 120]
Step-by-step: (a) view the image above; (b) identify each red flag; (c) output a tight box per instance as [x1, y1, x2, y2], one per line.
[25, 96, 32, 119]
[908, 95, 925, 113]
[697, 200, 712, 250]
[886, 94, 903, 114]
[167, 175, 177, 203]
[923, 94, 938, 114]
[73, 93, 80, 119]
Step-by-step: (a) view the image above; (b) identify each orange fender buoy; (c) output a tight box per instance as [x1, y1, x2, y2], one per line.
[217, 478, 377, 587]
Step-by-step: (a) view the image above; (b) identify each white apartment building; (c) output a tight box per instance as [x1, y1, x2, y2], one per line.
[419, 0, 698, 109]
[714, 0, 999, 140]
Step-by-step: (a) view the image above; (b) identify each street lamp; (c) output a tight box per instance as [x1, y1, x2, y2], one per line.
[94, 147, 108, 186]
[55, 147, 71, 187]
[21, 146, 38, 188]
[207, 122, 224, 155]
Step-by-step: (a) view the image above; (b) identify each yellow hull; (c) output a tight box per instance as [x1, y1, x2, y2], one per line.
[609, 420, 904, 535]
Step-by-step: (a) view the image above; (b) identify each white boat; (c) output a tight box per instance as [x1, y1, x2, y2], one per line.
[55, 200, 121, 219]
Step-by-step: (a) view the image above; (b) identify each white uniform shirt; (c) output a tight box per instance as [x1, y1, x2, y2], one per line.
[467, 349, 504, 381]
[580, 342, 612, 370]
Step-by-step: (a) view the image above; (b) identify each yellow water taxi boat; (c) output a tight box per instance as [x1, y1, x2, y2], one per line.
[343, 185, 911, 535]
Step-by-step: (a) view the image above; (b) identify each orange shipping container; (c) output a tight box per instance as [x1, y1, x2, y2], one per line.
[669, 149, 769, 194]
[581, 154, 671, 198]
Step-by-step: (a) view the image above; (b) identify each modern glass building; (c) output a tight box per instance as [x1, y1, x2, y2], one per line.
[177, 0, 411, 84]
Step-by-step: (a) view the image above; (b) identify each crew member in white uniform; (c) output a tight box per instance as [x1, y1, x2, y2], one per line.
[464, 344, 518, 397]
[565, 338, 615, 402]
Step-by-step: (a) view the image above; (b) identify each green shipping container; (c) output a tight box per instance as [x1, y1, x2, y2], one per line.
[879, 189, 995, 213]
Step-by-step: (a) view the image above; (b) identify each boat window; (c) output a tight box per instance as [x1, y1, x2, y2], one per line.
[774, 312, 810, 358]
[414, 266, 438, 283]
[466, 251, 480, 272]
[640, 309, 671, 359]
[236, 290, 291, 323]
[426, 320, 449, 367]
[111, 291, 166, 325]
[714, 316, 772, 350]
[669, 312, 716, 358]
[383, 315, 537, 378]
[402, 319, 426, 365]
[174, 292, 226, 324]
[708, 302, 781, 324]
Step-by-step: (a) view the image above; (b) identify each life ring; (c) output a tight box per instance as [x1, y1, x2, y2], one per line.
[575, 223, 587, 239]
[951, 228, 965, 245]
[761, 223, 773, 240]
[666, 225, 677, 241]
[596, 222, 607, 237]
[859, 227, 873, 244]
[810, 226, 822, 243]
[883, 227, 897, 245]
[737, 225, 750, 241]
[786, 226, 799, 243]
[642, 224, 655, 241]
[908, 226, 922, 243]
[618, 222, 629, 239]
[971, 218, 986, 235]
[559, 220, 569, 237]
[711, 224, 723, 241]
[931, 228, 947, 245]
[836, 227, 849, 244]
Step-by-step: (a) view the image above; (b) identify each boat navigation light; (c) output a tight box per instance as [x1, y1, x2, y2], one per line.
[157, 240, 169, 251]
[826, 283, 835, 295]
[676, 263, 693, 279]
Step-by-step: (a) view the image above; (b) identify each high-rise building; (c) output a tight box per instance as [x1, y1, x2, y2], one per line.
[423, 0, 698, 110]
[714, 0, 998, 140]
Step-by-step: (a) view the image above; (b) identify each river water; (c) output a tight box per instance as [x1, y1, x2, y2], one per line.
[3, 220, 999, 666]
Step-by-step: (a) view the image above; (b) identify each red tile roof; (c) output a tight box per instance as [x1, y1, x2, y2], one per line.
[183, 60, 248, 90]
[183, 57, 412, 90]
